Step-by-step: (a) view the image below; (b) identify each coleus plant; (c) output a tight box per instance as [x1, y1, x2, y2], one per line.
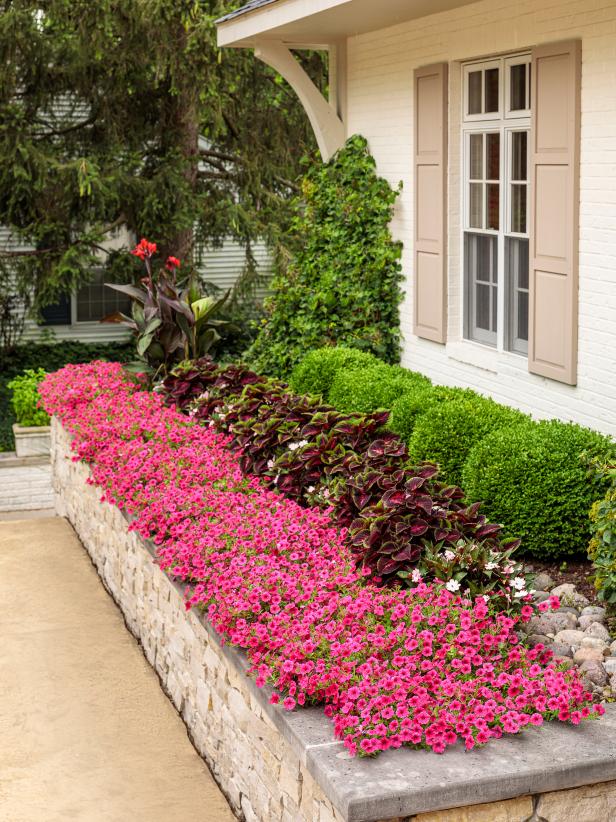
[161, 358, 525, 605]
[104, 239, 235, 381]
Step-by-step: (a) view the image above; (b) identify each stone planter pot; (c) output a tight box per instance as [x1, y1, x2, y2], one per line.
[51, 417, 616, 822]
[13, 423, 51, 458]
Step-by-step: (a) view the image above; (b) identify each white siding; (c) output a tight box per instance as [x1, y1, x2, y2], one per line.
[1, 230, 272, 344]
[346, 0, 616, 436]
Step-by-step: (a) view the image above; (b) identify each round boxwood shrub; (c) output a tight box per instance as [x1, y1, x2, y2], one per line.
[328, 364, 431, 414]
[408, 395, 528, 486]
[288, 346, 380, 398]
[388, 385, 478, 444]
[462, 420, 614, 560]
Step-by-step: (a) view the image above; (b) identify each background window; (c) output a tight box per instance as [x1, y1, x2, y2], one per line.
[76, 269, 131, 322]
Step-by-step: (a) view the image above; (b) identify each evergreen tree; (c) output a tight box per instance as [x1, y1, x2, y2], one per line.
[0, 0, 325, 311]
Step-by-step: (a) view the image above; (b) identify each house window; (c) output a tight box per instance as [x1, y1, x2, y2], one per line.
[75, 269, 131, 322]
[462, 54, 530, 354]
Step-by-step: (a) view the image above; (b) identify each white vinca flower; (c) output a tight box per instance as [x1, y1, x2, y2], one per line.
[307, 486, 315, 493]
[267, 459, 275, 469]
[485, 561, 498, 571]
[446, 579, 461, 593]
[510, 576, 526, 590]
[444, 550, 455, 562]
[411, 569, 423, 582]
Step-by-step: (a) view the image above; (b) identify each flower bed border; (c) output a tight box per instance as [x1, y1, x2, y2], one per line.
[52, 418, 616, 822]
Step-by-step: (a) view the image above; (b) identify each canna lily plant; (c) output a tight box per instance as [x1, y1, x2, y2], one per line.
[103, 238, 235, 381]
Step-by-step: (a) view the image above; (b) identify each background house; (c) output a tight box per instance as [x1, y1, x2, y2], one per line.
[217, 0, 616, 436]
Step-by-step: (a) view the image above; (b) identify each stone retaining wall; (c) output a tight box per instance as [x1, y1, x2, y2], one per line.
[52, 418, 616, 822]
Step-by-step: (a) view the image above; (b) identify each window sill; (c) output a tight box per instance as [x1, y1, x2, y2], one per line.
[446, 340, 527, 374]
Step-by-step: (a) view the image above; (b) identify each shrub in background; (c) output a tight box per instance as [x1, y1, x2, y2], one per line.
[388, 385, 477, 443]
[0, 339, 134, 451]
[408, 395, 527, 487]
[463, 420, 614, 560]
[328, 364, 431, 414]
[587, 457, 616, 603]
[7, 368, 50, 427]
[289, 346, 379, 398]
[245, 136, 403, 377]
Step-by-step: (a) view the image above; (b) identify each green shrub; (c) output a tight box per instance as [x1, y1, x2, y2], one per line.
[328, 364, 431, 414]
[462, 420, 614, 560]
[388, 385, 478, 443]
[0, 340, 134, 450]
[245, 136, 403, 377]
[588, 459, 616, 603]
[8, 368, 50, 426]
[408, 395, 528, 486]
[289, 346, 380, 398]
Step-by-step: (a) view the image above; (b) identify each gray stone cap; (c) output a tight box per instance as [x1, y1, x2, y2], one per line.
[135, 518, 616, 822]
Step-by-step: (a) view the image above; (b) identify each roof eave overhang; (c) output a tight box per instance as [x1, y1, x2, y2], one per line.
[217, 0, 480, 48]
[217, 0, 350, 48]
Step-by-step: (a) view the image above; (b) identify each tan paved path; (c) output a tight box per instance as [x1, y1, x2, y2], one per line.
[0, 517, 235, 822]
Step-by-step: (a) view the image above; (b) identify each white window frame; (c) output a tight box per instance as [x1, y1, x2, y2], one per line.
[504, 54, 531, 120]
[461, 52, 531, 355]
[462, 59, 502, 121]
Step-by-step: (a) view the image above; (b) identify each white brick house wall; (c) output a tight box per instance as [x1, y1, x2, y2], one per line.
[346, 0, 616, 435]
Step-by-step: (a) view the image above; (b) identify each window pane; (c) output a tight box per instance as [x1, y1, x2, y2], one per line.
[485, 68, 499, 112]
[476, 283, 491, 330]
[465, 233, 498, 344]
[510, 63, 527, 111]
[511, 184, 526, 233]
[470, 183, 483, 228]
[470, 133, 483, 179]
[517, 240, 529, 290]
[518, 291, 529, 341]
[468, 71, 482, 114]
[77, 270, 131, 323]
[486, 183, 499, 230]
[486, 132, 500, 180]
[505, 237, 529, 353]
[511, 131, 527, 181]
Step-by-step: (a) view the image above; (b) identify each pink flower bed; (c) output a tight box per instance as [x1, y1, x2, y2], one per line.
[40, 362, 604, 756]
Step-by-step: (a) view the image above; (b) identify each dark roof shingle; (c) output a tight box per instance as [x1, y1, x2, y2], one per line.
[216, 0, 280, 24]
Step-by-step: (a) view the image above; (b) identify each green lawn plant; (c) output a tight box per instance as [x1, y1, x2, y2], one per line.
[7, 368, 50, 427]
[408, 395, 527, 487]
[463, 420, 614, 560]
[328, 364, 431, 414]
[388, 385, 477, 444]
[587, 457, 616, 603]
[288, 346, 380, 399]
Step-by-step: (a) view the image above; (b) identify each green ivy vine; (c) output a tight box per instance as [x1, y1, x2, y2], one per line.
[245, 135, 403, 376]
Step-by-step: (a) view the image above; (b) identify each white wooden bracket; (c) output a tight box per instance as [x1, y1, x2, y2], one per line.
[254, 41, 346, 161]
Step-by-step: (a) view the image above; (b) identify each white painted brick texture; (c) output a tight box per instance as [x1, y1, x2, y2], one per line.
[346, 0, 616, 435]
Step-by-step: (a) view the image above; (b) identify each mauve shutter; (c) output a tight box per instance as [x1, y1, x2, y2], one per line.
[528, 40, 581, 384]
[413, 63, 448, 343]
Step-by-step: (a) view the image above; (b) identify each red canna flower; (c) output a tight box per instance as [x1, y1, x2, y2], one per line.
[131, 238, 157, 260]
[165, 256, 181, 270]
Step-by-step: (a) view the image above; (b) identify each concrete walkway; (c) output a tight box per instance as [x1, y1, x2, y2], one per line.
[0, 517, 235, 822]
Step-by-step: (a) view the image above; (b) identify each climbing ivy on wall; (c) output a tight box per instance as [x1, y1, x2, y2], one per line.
[245, 135, 403, 377]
